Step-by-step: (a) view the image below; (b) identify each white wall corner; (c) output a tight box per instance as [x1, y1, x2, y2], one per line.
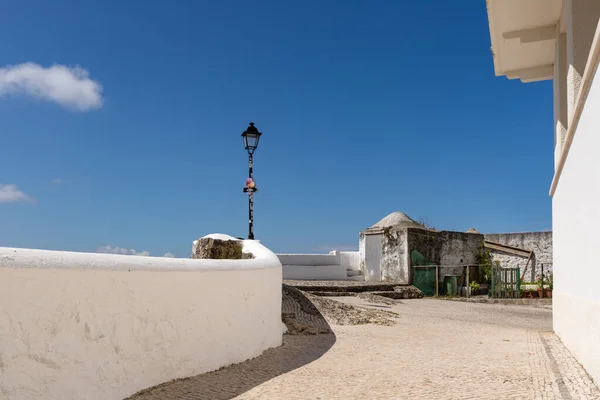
[554, 28, 569, 170]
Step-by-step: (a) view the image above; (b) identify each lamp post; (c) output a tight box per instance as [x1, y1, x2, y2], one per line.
[241, 122, 262, 240]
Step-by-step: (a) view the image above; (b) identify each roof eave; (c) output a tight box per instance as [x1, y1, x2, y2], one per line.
[486, 0, 561, 82]
[486, 0, 505, 76]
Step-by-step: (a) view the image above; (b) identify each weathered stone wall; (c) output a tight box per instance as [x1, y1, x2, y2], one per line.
[439, 230, 482, 281]
[406, 228, 442, 265]
[406, 228, 482, 283]
[439, 231, 482, 267]
[380, 227, 409, 283]
[484, 231, 553, 282]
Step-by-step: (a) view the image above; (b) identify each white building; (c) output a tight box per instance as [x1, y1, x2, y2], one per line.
[485, 0, 600, 386]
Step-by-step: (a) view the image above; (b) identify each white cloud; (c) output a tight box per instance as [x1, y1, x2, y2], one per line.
[0, 184, 34, 203]
[96, 245, 151, 257]
[51, 178, 62, 185]
[0, 62, 103, 111]
[163, 252, 175, 258]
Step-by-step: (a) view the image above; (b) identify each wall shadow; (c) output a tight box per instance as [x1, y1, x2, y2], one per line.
[125, 286, 336, 400]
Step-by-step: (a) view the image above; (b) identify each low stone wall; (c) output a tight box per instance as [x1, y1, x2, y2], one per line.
[484, 231, 553, 282]
[0, 238, 284, 400]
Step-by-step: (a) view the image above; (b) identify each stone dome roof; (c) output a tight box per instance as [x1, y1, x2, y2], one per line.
[367, 212, 424, 230]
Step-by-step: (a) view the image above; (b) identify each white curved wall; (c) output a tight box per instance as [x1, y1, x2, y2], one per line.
[0, 238, 284, 400]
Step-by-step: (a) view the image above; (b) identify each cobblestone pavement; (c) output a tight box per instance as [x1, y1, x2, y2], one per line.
[130, 297, 600, 400]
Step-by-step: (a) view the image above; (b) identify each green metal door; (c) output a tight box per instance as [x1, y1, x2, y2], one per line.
[413, 266, 436, 296]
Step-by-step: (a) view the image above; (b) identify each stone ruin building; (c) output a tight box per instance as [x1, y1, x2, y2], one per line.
[359, 212, 552, 284]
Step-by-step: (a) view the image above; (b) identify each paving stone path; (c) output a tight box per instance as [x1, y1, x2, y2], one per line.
[129, 295, 600, 400]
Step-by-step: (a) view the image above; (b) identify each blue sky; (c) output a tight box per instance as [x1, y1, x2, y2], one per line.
[0, 0, 553, 257]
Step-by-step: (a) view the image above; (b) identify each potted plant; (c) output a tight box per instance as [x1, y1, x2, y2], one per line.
[520, 282, 538, 298]
[536, 273, 553, 298]
[536, 274, 544, 298]
[545, 272, 553, 298]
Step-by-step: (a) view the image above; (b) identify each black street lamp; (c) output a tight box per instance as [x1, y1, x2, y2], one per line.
[242, 122, 262, 240]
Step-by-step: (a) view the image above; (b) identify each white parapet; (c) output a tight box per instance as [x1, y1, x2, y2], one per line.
[0, 235, 284, 400]
[278, 252, 347, 280]
[339, 251, 361, 272]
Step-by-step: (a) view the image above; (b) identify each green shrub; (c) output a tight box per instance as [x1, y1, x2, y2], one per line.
[475, 240, 494, 283]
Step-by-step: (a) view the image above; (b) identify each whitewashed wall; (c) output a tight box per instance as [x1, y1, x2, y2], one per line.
[0, 238, 284, 400]
[339, 251, 360, 272]
[359, 233, 366, 274]
[552, 51, 600, 386]
[278, 252, 347, 280]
